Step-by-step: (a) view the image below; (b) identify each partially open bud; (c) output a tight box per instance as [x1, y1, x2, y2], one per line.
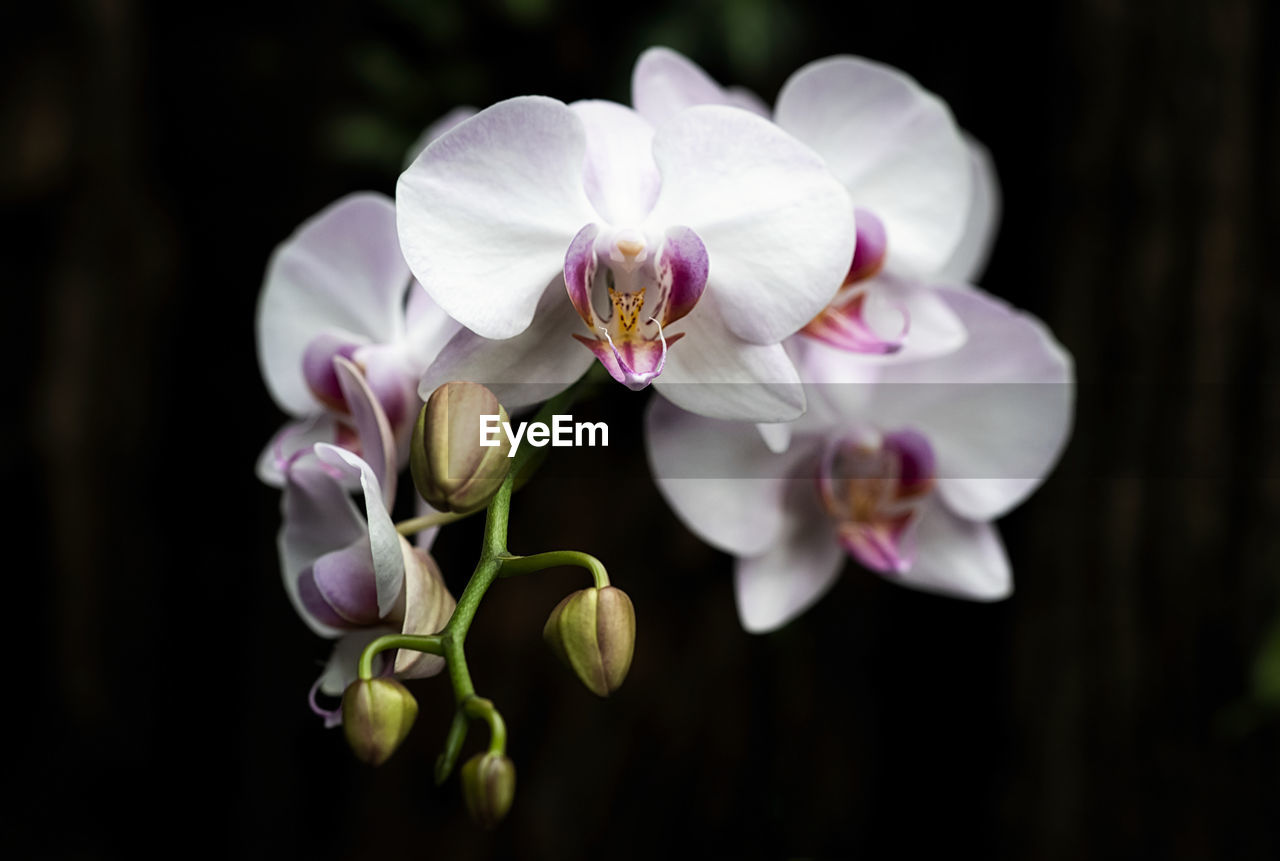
[460, 751, 516, 829]
[341, 678, 419, 766]
[411, 381, 512, 514]
[543, 586, 636, 697]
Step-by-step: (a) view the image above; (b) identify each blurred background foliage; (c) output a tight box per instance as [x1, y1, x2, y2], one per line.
[8, 0, 1279, 858]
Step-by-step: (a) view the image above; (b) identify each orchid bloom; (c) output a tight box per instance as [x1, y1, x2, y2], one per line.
[278, 356, 455, 725]
[632, 47, 1000, 362]
[255, 192, 460, 485]
[397, 96, 855, 422]
[646, 289, 1073, 632]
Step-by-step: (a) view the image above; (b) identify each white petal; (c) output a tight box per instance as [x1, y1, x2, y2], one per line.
[333, 356, 396, 503]
[394, 541, 454, 678]
[756, 422, 792, 453]
[938, 134, 1002, 284]
[417, 279, 595, 413]
[257, 192, 409, 416]
[631, 46, 736, 127]
[402, 105, 478, 168]
[893, 498, 1010, 600]
[646, 397, 816, 556]
[645, 105, 855, 345]
[775, 56, 971, 275]
[871, 288, 1074, 519]
[654, 295, 806, 422]
[314, 444, 404, 618]
[402, 281, 464, 374]
[734, 485, 845, 633]
[256, 415, 341, 488]
[396, 97, 597, 339]
[571, 100, 660, 225]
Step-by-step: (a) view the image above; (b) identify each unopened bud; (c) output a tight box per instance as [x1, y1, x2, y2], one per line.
[341, 678, 418, 766]
[543, 586, 636, 697]
[411, 381, 512, 514]
[460, 751, 516, 829]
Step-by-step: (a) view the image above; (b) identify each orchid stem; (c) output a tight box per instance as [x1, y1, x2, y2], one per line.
[498, 551, 610, 589]
[356, 634, 444, 680]
[394, 510, 468, 536]
[356, 367, 605, 777]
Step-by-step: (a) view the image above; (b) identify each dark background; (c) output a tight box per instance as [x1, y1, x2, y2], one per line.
[10, 0, 1279, 857]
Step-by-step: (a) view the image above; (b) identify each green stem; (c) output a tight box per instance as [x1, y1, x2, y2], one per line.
[463, 696, 508, 755]
[356, 634, 444, 680]
[354, 365, 609, 768]
[498, 551, 610, 589]
[394, 510, 468, 536]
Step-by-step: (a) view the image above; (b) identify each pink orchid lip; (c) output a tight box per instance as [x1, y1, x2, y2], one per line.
[800, 207, 905, 354]
[817, 428, 936, 574]
[564, 222, 708, 389]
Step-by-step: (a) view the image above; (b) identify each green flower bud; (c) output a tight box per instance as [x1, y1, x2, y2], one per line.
[341, 678, 418, 766]
[460, 751, 516, 829]
[543, 586, 636, 698]
[411, 381, 512, 514]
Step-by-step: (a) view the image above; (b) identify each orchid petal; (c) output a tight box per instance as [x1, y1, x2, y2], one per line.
[403, 282, 464, 374]
[310, 536, 381, 626]
[280, 453, 367, 637]
[333, 357, 397, 503]
[656, 225, 709, 326]
[871, 289, 1074, 520]
[417, 279, 596, 413]
[775, 56, 971, 275]
[892, 498, 1011, 600]
[734, 483, 845, 633]
[256, 415, 342, 487]
[646, 105, 855, 344]
[563, 224, 601, 329]
[631, 46, 737, 127]
[938, 135, 1002, 284]
[257, 192, 409, 416]
[756, 422, 792, 454]
[646, 397, 816, 556]
[571, 100, 660, 225]
[313, 444, 404, 618]
[653, 295, 806, 422]
[397, 96, 597, 339]
[403, 105, 478, 168]
[394, 541, 454, 678]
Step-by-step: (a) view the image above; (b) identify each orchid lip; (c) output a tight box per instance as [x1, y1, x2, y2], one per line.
[817, 429, 936, 574]
[801, 207, 907, 354]
[564, 222, 708, 387]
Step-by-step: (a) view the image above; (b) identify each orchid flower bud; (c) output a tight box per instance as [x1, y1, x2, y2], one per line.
[341, 678, 419, 766]
[543, 586, 636, 698]
[460, 751, 516, 829]
[411, 381, 512, 514]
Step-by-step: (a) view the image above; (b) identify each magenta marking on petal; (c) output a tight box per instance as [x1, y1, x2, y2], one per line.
[302, 334, 361, 412]
[883, 429, 937, 495]
[656, 226, 708, 326]
[801, 288, 908, 354]
[564, 224, 601, 329]
[573, 324, 683, 391]
[838, 523, 914, 575]
[846, 208, 887, 285]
